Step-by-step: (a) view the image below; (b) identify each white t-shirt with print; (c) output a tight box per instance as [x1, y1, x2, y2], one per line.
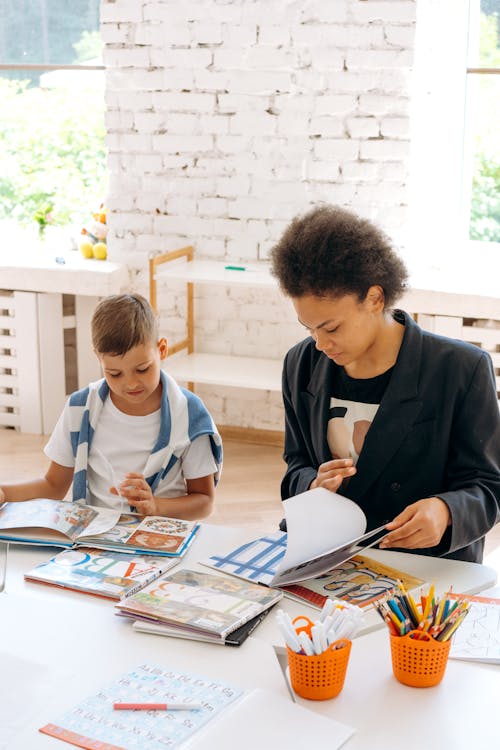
[44, 395, 218, 510]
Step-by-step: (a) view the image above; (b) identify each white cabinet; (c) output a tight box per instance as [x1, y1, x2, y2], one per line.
[0, 252, 127, 434]
[149, 247, 283, 396]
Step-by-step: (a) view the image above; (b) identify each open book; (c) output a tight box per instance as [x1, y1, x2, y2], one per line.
[0, 499, 198, 558]
[202, 488, 423, 608]
[115, 568, 283, 642]
[268, 488, 387, 587]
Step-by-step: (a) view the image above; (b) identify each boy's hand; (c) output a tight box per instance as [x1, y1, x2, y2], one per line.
[113, 473, 158, 516]
[0, 487, 5, 503]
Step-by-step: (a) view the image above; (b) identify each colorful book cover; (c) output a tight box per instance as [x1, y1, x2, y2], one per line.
[202, 532, 423, 609]
[40, 662, 242, 750]
[24, 547, 178, 601]
[115, 568, 283, 639]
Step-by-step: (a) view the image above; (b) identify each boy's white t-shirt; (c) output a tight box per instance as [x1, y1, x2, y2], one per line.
[44, 395, 218, 510]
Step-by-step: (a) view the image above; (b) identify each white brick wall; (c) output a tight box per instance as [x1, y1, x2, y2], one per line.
[103, 0, 416, 431]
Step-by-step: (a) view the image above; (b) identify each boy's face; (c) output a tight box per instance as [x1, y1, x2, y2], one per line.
[97, 339, 168, 415]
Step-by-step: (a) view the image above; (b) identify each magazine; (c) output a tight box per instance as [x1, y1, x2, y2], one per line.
[24, 547, 179, 600]
[202, 530, 423, 610]
[0, 499, 199, 557]
[268, 488, 387, 586]
[115, 568, 283, 641]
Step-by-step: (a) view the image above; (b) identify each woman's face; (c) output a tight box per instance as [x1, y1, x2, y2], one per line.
[292, 287, 385, 369]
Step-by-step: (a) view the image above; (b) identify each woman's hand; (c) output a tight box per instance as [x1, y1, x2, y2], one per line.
[379, 497, 451, 550]
[110, 473, 158, 516]
[310, 458, 357, 493]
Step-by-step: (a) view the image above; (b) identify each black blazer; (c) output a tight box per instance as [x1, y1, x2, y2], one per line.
[281, 310, 500, 562]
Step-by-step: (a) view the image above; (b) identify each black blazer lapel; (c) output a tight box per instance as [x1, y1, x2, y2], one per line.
[300, 353, 333, 465]
[344, 311, 425, 500]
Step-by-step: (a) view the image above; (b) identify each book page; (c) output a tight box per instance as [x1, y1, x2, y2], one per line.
[83, 513, 197, 554]
[269, 488, 389, 585]
[449, 595, 500, 663]
[271, 524, 387, 587]
[75, 506, 121, 538]
[277, 488, 367, 569]
[0, 499, 99, 543]
[282, 554, 424, 610]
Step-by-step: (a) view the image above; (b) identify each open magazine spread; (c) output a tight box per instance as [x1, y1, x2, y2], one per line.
[0, 499, 119, 544]
[0, 499, 199, 557]
[203, 531, 423, 609]
[270, 488, 387, 587]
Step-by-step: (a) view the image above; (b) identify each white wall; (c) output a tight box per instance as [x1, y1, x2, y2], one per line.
[102, 0, 418, 430]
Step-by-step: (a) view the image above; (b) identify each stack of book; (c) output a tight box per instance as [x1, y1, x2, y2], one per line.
[0, 498, 202, 601]
[115, 568, 283, 646]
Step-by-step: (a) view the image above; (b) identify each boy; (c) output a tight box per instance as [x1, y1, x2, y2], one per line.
[0, 294, 221, 519]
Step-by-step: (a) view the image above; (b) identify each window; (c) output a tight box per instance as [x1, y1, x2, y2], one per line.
[0, 1, 106, 249]
[405, 0, 500, 277]
[466, 0, 500, 243]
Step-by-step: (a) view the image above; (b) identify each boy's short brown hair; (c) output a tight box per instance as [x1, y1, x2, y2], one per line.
[91, 293, 159, 355]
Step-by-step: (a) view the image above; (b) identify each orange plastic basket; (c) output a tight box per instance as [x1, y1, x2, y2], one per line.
[287, 639, 351, 700]
[390, 630, 451, 687]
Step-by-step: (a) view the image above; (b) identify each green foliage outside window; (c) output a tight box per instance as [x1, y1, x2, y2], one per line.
[469, 10, 500, 243]
[0, 76, 106, 230]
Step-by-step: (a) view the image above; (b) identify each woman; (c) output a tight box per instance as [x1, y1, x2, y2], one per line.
[270, 205, 500, 562]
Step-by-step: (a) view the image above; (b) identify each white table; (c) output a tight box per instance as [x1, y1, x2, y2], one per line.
[2, 524, 498, 750]
[0, 591, 293, 750]
[4, 523, 497, 645]
[291, 618, 500, 749]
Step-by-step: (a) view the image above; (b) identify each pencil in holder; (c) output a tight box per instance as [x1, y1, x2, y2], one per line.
[390, 630, 451, 688]
[287, 639, 351, 700]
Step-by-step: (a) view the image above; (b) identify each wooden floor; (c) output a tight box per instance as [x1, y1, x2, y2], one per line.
[1, 430, 499, 576]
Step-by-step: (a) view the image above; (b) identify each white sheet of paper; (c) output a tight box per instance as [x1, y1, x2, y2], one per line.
[0, 652, 73, 749]
[185, 687, 355, 750]
[277, 488, 367, 568]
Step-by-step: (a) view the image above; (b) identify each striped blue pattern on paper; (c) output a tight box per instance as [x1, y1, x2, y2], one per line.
[205, 532, 287, 586]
